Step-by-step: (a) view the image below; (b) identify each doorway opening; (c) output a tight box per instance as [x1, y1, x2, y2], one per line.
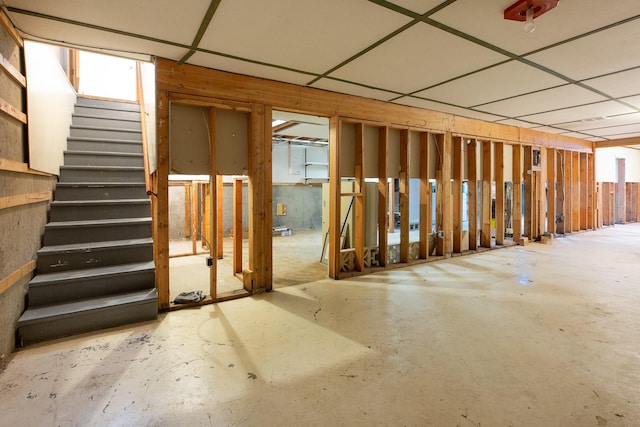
[271, 111, 328, 287]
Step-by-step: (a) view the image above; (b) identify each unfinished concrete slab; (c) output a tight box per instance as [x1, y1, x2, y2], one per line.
[1, 224, 638, 426]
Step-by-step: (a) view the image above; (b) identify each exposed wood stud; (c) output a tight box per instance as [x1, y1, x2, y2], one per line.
[419, 132, 430, 259]
[0, 191, 51, 210]
[0, 97, 27, 124]
[481, 140, 492, 248]
[494, 142, 504, 245]
[155, 90, 170, 309]
[0, 9, 23, 47]
[547, 148, 556, 234]
[191, 183, 198, 255]
[0, 261, 35, 295]
[399, 129, 410, 262]
[468, 139, 478, 250]
[208, 107, 218, 300]
[452, 136, 463, 253]
[184, 184, 191, 238]
[0, 158, 51, 176]
[580, 153, 588, 230]
[0, 52, 26, 87]
[354, 123, 366, 270]
[328, 117, 341, 279]
[378, 126, 388, 267]
[571, 151, 580, 231]
[563, 150, 572, 233]
[233, 178, 243, 274]
[217, 175, 224, 258]
[512, 144, 522, 242]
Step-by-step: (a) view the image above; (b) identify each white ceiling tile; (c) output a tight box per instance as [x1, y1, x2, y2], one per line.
[414, 61, 566, 107]
[585, 137, 605, 142]
[198, 0, 412, 75]
[582, 68, 640, 98]
[275, 123, 329, 139]
[620, 95, 640, 108]
[520, 101, 636, 125]
[479, 85, 607, 117]
[330, 23, 507, 94]
[493, 119, 539, 128]
[388, 0, 447, 15]
[530, 126, 567, 134]
[558, 113, 640, 131]
[188, 52, 313, 86]
[560, 131, 595, 140]
[10, 13, 187, 60]
[7, 0, 207, 45]
[430, 0, 640, 55]
[587, 123, 640, 138]
[394, 97, 505, 122]
[311, 78, 400, 102]
[526, 20, 640, 80]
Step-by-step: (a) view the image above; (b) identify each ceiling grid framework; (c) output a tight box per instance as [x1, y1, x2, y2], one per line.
[4, 0, 640, 144]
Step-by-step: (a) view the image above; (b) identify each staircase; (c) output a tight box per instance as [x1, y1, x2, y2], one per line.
[17, 97, 157, 345]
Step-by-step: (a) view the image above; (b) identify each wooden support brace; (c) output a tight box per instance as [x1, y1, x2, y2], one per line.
[233, 178, 243, 274]
[155, 90, 170, 309]
[354, 123, 366, 270]
[217, 175, 224, 258]
[378, 126, 389, 266]
[399, 129, 410, 262]
[481, 140, 492, 248]
[452, 136, 463, 253]
[328, 117, 341, 279]
[0, 260, 35, 295]
[208, 107, 218, 299]
[546, 148, 556, 234]
[0, 52, 26, 87]
[494, 142, 504, 245]
[468, 139, 478, 250]
[512, 144, 522, 242]
[0, 191, 51, 210]
[419, 132, 430, 259]
[0, 97, 27, 124]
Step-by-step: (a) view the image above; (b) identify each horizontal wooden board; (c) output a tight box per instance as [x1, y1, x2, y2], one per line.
[0, 191, 51, 210]
[0, 260, 35, 295]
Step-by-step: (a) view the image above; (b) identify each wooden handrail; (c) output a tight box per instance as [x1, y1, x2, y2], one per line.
[135, 62, 154, 197]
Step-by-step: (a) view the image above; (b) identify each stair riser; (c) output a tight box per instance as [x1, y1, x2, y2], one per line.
[37, 244, 153, 274]
[67, 139, 143, 154]
[45, 222, 151, 245]
[73, 115, 141, 130]
[29, 270, 155, 306]
[18, 298, 157, 345]
[64, 152, 144, 167]
[60, 168, 145, 183]
[70, 127, 141, 141]
[74, 106, 141, 121]
[55, 185, 147, 201]
[76, 97, 140, 111]
[50, 203, 150, 221]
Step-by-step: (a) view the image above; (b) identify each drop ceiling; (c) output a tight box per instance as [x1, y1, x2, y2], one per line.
[5, 0, 640, 144]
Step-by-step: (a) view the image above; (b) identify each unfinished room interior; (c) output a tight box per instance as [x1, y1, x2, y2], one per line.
[1, 0, 639, 425]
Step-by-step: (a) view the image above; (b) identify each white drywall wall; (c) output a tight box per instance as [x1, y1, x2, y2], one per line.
[596, 147, 640, 182]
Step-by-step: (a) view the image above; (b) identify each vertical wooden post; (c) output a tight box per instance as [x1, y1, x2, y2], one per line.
[563, 150, 572, 233]
[555, 149, 565, 234]
[328, 117, 341, 279]
[155, 90, 170, 309]
[494, 142, 504, 245]
[399, 129, 410, 262]
[571, 151, 580, 231]
[388, 180, 395, 233]
[589, 152, 595, 229]
[184, 184, 191, 238]
[580, 153, 587, 230]
[378, 126, 388, 267]
[481, 140, 492, 248]
[233, 178, 243, 274]
[208, 107, 218, 300]
[248, 103, 272, 291]
[523, 146, 533, 239]
[354, 123, 366, 270]
[452, 136, 463, 253]
[419, 132, 430, 259]
[616, 158, 626, 224]
[468, 139, 478, 250]
[547, 148, 556, 234]
[68, 49, 80, 92]
[512, 144, 522, 243]
[191, 183, 198, 254]
[217, 175, 224, 258]
[443, 132, 452, 255]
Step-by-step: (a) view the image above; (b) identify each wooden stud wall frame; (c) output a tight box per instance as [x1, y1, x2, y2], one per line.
[155, 58, 601, 298]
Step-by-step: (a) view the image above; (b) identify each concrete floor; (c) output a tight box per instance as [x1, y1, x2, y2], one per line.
[1, 225, 639, 426]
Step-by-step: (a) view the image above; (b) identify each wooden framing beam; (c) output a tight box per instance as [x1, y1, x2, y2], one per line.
[595, 136, 640, 149]
[0, 261, 35, 295]
[233, 178, 243, 274]
[571, 151, 580, 231]
[155, 90, 170, 309]
[442, 132, 452, 254]
[217, 175, 224, 258]
[208, 107, 218, 299]
[378, 126, 388, 267]
[494, 142, 505, 245]
[563, 150, 572, 233]
[191, 183, 198, 254]
[354, 123, 366, 270]
[0, 97, 27, 124]
[512, 144, 522, 242]
[616, 158, 626, 224]
[399, 129, 410, 262]
[546, 148, 556, 234]
[328, 116, 341, 278]
[452, 136, 463, 253]
[0, 191, 51, 210]
[481, 140, 492, 248]
[419, 132, 430, 259]
[589, 152, 596, 229]
[523, 146, 533, 239]
[0, 52, 26, 87]
[467, 139, 478, 250]
[0, 9, 23, 47]
[580, 153, 588, 230]
[388, 180, 395, 233]
[156, 59, 592, 152]
[555, 149, 565, 234]
[184, 184, 191, 238]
